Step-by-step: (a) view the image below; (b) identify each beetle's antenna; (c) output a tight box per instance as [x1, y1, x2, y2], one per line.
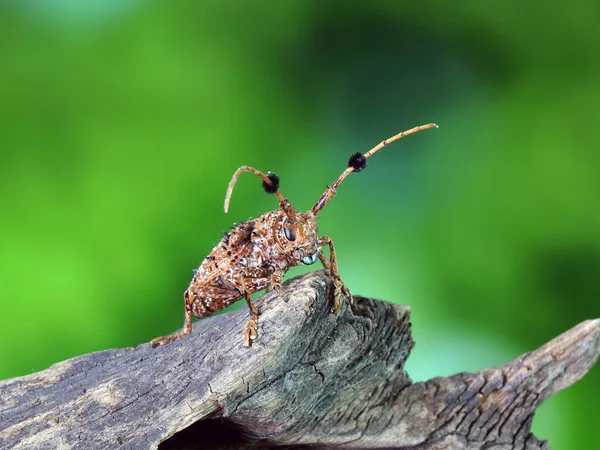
[312, 123, 439, 214]
[225, 166, 297, 221]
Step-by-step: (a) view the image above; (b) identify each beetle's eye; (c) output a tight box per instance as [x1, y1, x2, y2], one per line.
[284, 224, 296, 241]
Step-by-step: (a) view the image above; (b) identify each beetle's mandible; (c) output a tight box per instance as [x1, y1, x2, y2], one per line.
[151, 122, 438, 348]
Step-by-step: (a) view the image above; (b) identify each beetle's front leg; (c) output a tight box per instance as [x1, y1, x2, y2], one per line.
[270, 268, 286, 299]
[318, 235, 351, 313]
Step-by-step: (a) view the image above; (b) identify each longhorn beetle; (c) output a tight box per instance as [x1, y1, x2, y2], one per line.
[151, 123, 438, 348]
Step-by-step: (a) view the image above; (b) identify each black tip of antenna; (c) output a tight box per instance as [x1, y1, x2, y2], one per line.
[348, 152, 368, 173]
[262, 172, 280, 194]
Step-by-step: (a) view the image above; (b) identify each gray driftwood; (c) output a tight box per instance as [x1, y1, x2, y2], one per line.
[0, 271, 598, 450]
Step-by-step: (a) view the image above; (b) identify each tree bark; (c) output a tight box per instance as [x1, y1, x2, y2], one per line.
[0, 270, 598, 450]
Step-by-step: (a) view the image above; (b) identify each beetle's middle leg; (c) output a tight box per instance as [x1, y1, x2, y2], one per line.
[242, 290, 259, 347]
[236, 276, 260, 347]
[318, 235, 351, 313]
[222, 272, 269, 347]
[270, 269, 286, 300]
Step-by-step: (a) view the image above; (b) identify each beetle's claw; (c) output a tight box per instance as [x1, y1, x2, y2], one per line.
[331, 277, 351, 314]
[151, 333, 179, 348]
[243, 314, 259, 347]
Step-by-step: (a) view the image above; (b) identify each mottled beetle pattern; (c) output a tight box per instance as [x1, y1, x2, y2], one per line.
[151, 123, 438, 347]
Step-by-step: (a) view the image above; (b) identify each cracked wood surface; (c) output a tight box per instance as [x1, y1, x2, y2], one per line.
[0, 270, 598, 450]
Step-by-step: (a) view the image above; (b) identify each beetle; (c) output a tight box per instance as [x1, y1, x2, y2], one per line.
[151, 123, 438, 347]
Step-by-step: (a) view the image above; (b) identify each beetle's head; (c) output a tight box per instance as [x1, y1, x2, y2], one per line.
[277, 210, 320, 265]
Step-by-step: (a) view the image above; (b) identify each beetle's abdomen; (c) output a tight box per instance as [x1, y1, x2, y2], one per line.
[185, 285, 243, 318]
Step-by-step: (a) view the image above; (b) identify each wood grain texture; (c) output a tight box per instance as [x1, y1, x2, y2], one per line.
[0, 270, 598, 449]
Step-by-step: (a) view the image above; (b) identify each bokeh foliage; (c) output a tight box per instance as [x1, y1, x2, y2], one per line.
[1, 1, 598, 448]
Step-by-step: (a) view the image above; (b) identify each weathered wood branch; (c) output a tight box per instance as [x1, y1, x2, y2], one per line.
[0, 270, 598, 449]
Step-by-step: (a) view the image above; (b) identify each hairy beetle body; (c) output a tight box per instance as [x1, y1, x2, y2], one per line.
[151, 123, 438, 347]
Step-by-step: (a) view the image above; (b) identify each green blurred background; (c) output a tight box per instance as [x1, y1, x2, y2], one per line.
[1, 1, 599, 447]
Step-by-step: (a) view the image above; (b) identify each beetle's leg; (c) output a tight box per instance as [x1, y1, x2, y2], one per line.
[215, 273, 260, 348]
[239, 276, 260, 347]
[270, 268, 287, 301]
[151, 289, 193, 347]
[270, 270, 283, 292]
[318, 250, 331, 270]
[271, 269, 283, 294]
[318, 235, 351, 313]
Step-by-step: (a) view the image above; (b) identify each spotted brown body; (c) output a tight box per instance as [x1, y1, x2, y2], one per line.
[151, 123, 438, 347]
[187, 209, 325, 313]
